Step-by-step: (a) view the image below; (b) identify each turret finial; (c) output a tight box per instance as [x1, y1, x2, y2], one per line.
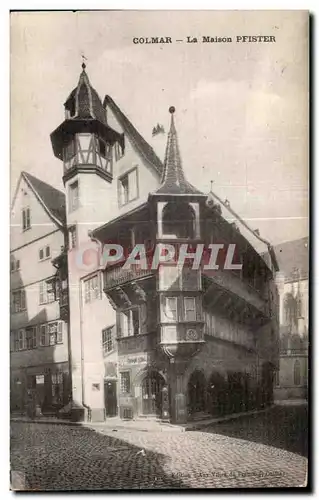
[169, 106, 175, 114]
[81, 54, 87, 70]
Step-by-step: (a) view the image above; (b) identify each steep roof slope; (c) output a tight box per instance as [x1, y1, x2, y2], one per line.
[22, 171, 66, 226]
[104, 95, 163, 175]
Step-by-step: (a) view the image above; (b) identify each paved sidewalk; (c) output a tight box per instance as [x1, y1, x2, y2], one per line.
[11, 406, 275, 433]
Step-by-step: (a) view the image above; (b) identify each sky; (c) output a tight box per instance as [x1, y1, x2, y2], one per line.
[10, 10, 309, 249]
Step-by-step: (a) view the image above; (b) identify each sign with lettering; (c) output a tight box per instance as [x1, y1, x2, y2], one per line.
[119, 353, 148, 366]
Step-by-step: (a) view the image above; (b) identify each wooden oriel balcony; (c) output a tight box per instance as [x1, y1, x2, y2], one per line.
[104, 262, 154, 291]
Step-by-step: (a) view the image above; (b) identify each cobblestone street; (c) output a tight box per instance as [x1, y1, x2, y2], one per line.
[10, 406, 308, 490]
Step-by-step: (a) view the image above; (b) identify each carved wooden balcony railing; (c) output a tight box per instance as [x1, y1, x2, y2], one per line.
[104, 263, 154, 291]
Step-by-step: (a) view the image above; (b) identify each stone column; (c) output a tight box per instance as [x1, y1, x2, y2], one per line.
[169, 358, 188, 424]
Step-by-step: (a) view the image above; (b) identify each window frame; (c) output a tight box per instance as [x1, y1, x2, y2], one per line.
[119, 306, 140, 337]
[83, 274, 101, 304]
[39, 245, 51, 262]
[184, 296, 197, 322]
[102, 326, 114, 356]
[120, 371, 131, 395]
[39, 277, 56, 305]
[12, 289, 26, 313]
[118, 167, 139, 207]
[22, 207, 31, 232]
[164, 296, 178, 322]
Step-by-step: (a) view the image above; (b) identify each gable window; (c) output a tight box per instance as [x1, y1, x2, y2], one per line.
[39, 322, 63, 347]
[69, 226, 77, 249]
[102, 326, 114, 356]
[120, 371, 131, 394]
[164, 297, 178, 322]
[184, 297, 196, 321]
[22, 207, 31, 231]
[69, 180, 79, 212]
[39, 278, 56, 305]
[12, 289, 26, 313]
[119, 307, 140, 337]
[118, 168, 138, 206]
[39, 245, 51, 261]
[84, 274, 101, 303]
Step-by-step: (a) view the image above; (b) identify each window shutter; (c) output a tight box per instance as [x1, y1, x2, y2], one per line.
[39, 281, 45, 304]
[22, 210, 26, 230]
[22, 330, 27, 350]
[26, 208, 30, 228]
[21, 290, 26, 310]
[57, 322, 63, 344]
[129, 170, 138, 200]
[10, 332, 14, 352]
[40, 324, 47, 346]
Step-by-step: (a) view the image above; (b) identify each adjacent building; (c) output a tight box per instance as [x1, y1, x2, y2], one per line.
[10, 172, 70, 415]
[11, 64, 280, 423]
[272, 237, 309, 401]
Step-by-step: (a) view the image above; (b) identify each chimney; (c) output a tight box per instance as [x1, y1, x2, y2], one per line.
[151, 123, 167, 162]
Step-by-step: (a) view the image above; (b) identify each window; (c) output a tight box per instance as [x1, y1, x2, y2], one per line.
[69, 226, 77, 249]
[10, 259, 20, 272]
[39, 278, 56, 304]
[39, 245, 51, 261]
[119, 308, 140, 337]
[118, 168, 138, 206]
[84, 274, 101, 303]
[39, 322, 63, 347]
[26, 326, 37, 350]
[11, 330, 26, 351]
[12, 289, 26, 313]
[18, 329, 26, 350]
[164, 297, 178, 321]
[69, 180, 79, 212]
[102, 326, 114, 355]
[120, 371, 131, 394]
[184, 297, 196, 321]
[22, 208, 31, 231]
[294, 360, 301, 386]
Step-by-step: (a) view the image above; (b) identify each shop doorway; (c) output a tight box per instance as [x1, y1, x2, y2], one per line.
[141, 371, 165, 416]
[104, 380, 117, 417]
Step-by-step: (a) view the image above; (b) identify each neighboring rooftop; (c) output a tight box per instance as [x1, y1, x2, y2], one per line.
[271, 236, 309, 281]
[22, 171, 66, 226]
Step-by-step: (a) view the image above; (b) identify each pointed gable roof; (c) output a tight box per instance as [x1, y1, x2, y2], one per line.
[65, 63, 107, 125]
[272, 236, 309, 281]
[103, 95, 163, 175]
[154, 107, 203, 196]
[21, 171, 66, 226]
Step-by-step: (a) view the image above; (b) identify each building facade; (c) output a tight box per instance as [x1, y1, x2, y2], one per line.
[273, 237, 309, 401]
[10, 172, 71, 416]
[11, 64, 280, 423]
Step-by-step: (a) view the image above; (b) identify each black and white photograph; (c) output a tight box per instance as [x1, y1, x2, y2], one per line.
[9, 10, 309, 490]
